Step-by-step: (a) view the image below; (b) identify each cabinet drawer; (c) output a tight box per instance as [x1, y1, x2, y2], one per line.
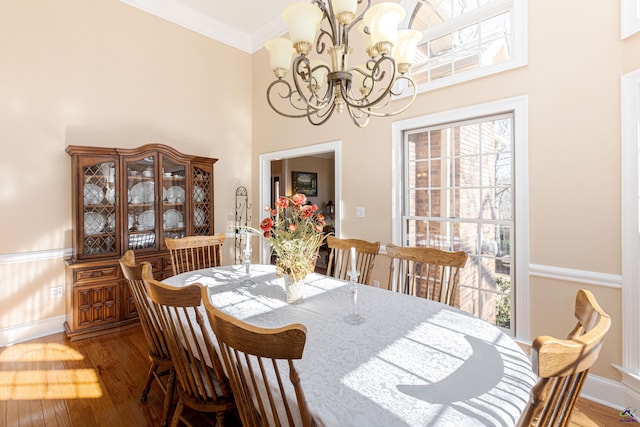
[74, 265, 119, 284]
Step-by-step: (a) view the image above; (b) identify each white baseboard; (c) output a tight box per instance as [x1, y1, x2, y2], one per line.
[0, 315, 66, 347]
[582, 373, 640, 410]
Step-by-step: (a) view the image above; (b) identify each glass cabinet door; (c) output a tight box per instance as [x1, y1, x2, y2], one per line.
[125, 154, 158, 251]
[160, 155, 187, 244]
[81, 159, 118, 257]
[192, 164, 212, 236]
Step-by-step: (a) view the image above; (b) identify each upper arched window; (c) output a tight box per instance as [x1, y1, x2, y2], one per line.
[401, 0, 527, 93]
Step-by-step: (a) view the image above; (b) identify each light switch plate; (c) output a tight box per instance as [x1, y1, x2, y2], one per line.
[356, 207, 365, 218]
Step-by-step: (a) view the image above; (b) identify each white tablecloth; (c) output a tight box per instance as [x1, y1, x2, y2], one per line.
[165, 264, 536, 427]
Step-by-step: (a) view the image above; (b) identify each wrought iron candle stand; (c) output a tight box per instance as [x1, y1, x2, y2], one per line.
[234, 186, 252, 264]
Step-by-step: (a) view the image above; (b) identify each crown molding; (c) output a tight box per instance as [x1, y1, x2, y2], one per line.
[251, 14, 288, 53]
[119, 0, 258, 53]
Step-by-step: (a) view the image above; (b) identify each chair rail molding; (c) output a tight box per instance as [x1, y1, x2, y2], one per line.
[528, 264, 622, 289]
[0, 248, 72, 265]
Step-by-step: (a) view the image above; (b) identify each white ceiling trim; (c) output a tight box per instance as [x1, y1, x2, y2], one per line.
[119, 0, 282, 53]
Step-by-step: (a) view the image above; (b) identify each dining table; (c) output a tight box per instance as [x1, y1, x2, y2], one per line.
[164, 264, 537, 427]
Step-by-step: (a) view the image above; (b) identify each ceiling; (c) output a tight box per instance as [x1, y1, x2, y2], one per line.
[119, 0, 291, 53]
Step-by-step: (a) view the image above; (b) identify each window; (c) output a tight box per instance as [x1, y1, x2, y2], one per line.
[392, 97, 529, 335]
[400, 0, 527, 92]
[621, 0, 640, 39]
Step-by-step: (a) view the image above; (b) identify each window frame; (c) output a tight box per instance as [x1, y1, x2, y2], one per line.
[391, 96, 529, 339]
[616, 69, 640, 394]
[399, 0, 528, 95]
[622, 0, 640, 39]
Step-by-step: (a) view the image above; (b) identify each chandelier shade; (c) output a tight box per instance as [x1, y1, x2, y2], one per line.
[266, 1, 421, 127]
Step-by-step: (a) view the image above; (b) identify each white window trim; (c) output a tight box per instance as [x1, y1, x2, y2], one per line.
[615, 69, 640, 394]
[622, 0, 640, 39]
[391, 96, 530, 340]
[399, 0, 528, 96]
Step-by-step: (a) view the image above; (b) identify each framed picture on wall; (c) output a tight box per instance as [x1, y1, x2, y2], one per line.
[292, 171, 317, 197]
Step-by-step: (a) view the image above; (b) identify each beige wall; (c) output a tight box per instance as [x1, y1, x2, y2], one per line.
[252, 1, 635, 382]
[0, 0, 252, 330]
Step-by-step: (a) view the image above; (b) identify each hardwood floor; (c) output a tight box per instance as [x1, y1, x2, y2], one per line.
[0, 326, 625, 426]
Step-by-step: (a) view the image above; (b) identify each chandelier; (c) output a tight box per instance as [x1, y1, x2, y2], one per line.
[265, 1, 422, 127]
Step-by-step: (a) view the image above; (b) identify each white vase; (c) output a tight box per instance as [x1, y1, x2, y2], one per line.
[284, 274, 306, 304]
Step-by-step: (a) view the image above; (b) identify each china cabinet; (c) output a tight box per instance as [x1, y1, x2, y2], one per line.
[64, 144, 217, 340]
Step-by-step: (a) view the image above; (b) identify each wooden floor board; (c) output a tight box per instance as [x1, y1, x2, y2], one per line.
[0, 325, 626, 426]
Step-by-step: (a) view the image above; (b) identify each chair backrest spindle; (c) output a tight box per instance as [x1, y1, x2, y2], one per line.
[326, 236, 380, 285]
[386, 244, 468, 306]
[199, 283, 315, 427]
[165, 233, 226, 275]
[141, 264, 236, 423]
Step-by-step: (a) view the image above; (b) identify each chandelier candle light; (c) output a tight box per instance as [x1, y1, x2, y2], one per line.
[265, 0, 422, 127]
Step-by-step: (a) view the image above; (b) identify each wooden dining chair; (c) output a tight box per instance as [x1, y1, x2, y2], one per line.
[119, 250, 175, 427]
[385, 244, 468, 306]
[141, 264, 236, 427]
[198, 283, 315, 427]
[517, 289, 611, 427]
[165, 233, 226, 276]
[326, 236, 381, 285]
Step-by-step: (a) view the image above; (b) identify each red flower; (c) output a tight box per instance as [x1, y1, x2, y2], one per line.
[260, 217, 274, 231]
[302, 205, 315, 218]
[317, 213, 325, 221]
[291, 193, 306, 205]
[263, 230, 272, 238]
[275, 197, 289, 209]
[288, 224, 297, 232]
[315, 225, 323, 232]
[311, 204, 318, 212]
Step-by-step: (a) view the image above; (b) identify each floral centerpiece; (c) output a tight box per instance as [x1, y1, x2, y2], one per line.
[259, 193, 328, 302]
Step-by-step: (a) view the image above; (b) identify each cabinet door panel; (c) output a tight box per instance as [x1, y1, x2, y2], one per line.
[192, 163, 214, 236]
[160, 154, 188, 246]
[77, 157, 120, 259]
[73, 283, 119, 330]
[124, 152, 159, 252]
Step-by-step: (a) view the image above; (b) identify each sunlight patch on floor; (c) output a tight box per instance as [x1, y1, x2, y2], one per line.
[0, 342, 102, 399]
[0, 342, 84, 362]
[0, 368, 103, 399]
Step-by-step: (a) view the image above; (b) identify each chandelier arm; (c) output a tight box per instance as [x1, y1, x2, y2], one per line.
[345, 103, 371, 128]
[307, 68, 335, 109]
[316, 0, 337, 50]
[340, 56, 398, 109]
[340, 78, 392, 110]
[290, 56, 333, 111]
[307, 102, 337, 126]
[292, 60, 336, 111]
[345, 0, 370, 34]
[267, 80, 323, 119]
[349, 77, 419, 118]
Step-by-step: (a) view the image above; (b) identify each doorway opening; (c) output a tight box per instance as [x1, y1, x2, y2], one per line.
[259, 141, 342, 265]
